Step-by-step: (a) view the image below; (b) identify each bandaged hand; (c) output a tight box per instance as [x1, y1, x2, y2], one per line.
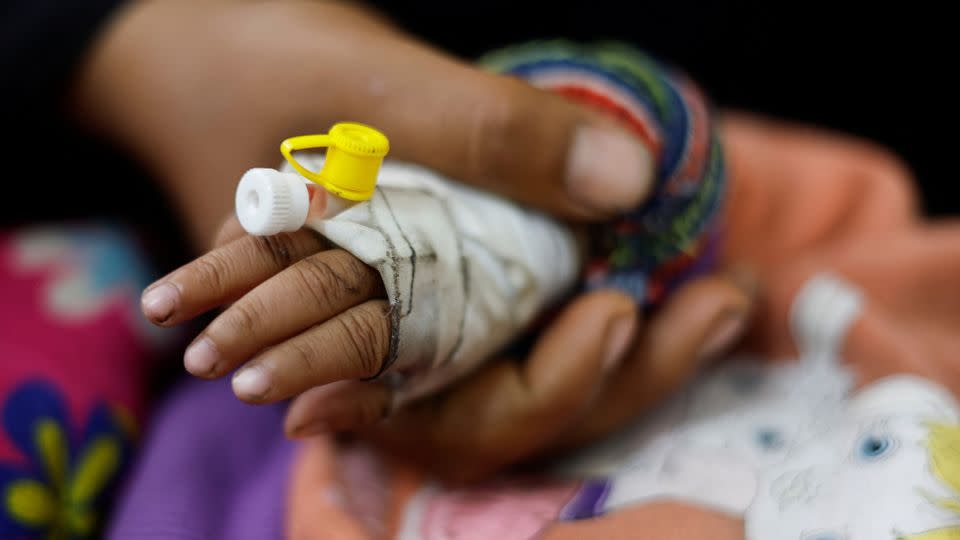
[143, 211, 752, 481]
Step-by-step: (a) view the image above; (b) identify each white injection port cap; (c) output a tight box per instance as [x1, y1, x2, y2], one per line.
[235, 168, 310, 236]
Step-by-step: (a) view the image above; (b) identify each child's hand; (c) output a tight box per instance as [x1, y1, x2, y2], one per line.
[142, 220, 390, 403]
[73, 0, 654, 248]
[143, 214, 754, 482]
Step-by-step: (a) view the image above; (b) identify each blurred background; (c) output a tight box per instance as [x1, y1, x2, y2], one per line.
[378, 1, 958, 216]
[1, 1, 955, 248]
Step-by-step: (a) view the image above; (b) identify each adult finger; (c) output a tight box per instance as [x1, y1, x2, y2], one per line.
[554, 270, 756, 450]
[298, 2, 655, 219]
[381, 73, 655, 220]
[337, 290, 639, 482]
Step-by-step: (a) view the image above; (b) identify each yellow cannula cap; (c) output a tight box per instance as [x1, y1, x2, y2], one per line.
[280, 122, 390, 201]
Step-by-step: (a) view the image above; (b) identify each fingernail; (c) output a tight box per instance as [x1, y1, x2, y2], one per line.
[602, 314, 636, 373]
[232, 365, 271, 400]
[566, 125, 654, 213]
[697, 311, 747, 363]
[184, 337, 219, 376]
[141, 283, 179, 324]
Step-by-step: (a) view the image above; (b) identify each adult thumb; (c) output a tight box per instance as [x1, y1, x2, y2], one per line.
[400, 73, 655, 219]
[325, 31, 656, 219]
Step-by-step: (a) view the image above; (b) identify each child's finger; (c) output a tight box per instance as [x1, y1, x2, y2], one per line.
[285, 381, 393, 438]
[291, 0, 657, 221]
[184, 249, 385, 378]
[141, 229, 328, 326]
[231, 300, 392, 403]
[211, 215, 248, 249]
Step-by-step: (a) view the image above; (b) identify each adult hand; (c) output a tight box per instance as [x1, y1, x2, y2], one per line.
[73, 0, 655, 248]
[114, 0, 754, 482]
[142, 214, 752, 483]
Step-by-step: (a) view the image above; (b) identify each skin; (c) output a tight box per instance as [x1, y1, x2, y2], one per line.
[72, 0, 658, 247]
[142, 219, 752, 481]
[70, 0, 755, 481]
[138, 111, 932, 484]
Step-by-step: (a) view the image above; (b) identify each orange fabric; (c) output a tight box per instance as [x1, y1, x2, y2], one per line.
[286, 439, 373, 540]
[287, 440, 427, 539]
[540, 502, 743, 540]
[722, 114, 960, 394]
[286, 114, 960, 538]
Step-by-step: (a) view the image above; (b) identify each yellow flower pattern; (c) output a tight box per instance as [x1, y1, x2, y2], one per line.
[1, 381, 133, 539]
